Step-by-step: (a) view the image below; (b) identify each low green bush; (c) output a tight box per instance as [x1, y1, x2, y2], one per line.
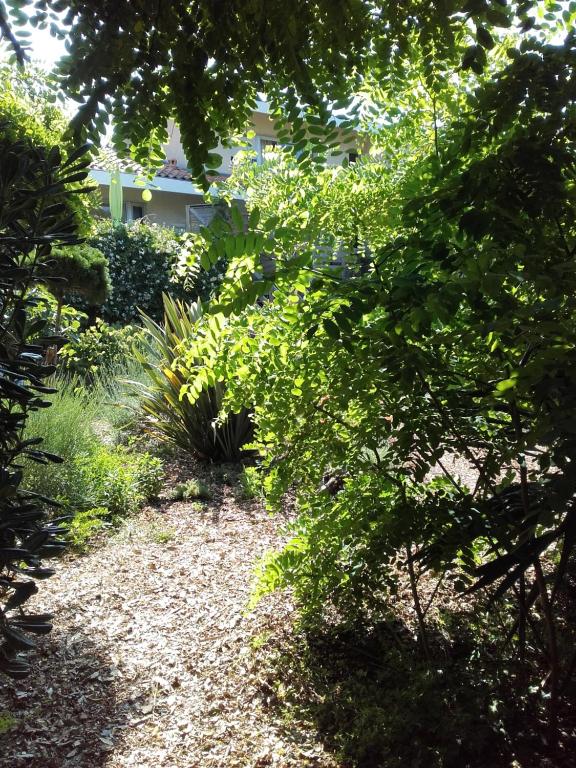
[167, 478, 212, 502]
[74, 445, 163, 518]
[21, 378, 164, 549]
[0, 711, 17, 735]
[237, 466, 264, 501]
[66, 507, 109, 551]
[59, 320, 144, 382]
[21, 379, 103, 503]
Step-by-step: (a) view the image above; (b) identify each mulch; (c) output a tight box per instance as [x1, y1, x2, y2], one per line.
[0, 461, 336, 768]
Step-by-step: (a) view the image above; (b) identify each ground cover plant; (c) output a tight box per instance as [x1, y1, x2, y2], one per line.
[21, 377, 163, 548]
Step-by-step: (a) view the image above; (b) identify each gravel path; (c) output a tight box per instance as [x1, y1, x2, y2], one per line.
[0, 468, 334, 768]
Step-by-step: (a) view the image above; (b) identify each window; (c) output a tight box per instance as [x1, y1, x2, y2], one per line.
[348, 151, 358, 164]
[187, 204, 218, 232]
[125, 202, 145, 222]
[257, 137, 278, 164]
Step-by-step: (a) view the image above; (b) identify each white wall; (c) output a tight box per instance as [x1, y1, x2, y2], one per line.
[98, 185, 205, 231]
[164, 113, 360, 174]
[164, 116, 277, 175]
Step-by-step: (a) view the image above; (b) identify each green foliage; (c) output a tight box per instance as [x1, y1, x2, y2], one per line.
[21, 378, 163, 539]
[168, 479, 212, 502]
[38, 243, 110, 307]
[73, 445, 163, 519]
[134, 294, 253, 462]
[59, 320, 144, 382]
[182, 30, 576, 733]
[0, 711, 17, 735]
[20, 378, 103, 504]
[66, 507, 109, 551]
[149, 522, 176, 544]
[3, 0, 575, 746]
[174, 231, 232, 303]
[237, 466, 265, 502]
[0, 127, 93, 678]
[0, 64, 96, 232]
[90, 219, 184, 324]
[5, 1, 551, 184]
[174, 203, 240, 302]
[0, 64, 66, 143]
[26, 285, 87, 342]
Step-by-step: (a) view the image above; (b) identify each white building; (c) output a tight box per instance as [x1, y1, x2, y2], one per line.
[90, 101, 358, 232]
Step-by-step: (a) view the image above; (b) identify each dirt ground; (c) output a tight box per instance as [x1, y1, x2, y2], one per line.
[0, 463, 335, 768]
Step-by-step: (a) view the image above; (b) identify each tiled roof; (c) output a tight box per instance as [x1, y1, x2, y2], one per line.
[156, 164, 229, 184]
[156, 163, 192, 180]
[91, 147, 143, 174]
[91, 148, 229, 185]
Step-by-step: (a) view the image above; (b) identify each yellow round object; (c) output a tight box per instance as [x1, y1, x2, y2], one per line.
[142, 189, 152, 202]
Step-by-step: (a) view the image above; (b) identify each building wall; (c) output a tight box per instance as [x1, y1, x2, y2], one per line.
[142, 190, 205, 230]
[164, 116, 277, 175]
[98, 185, 205, 232]
[162, 112, 357, 176]
[96, 108, 361, 232]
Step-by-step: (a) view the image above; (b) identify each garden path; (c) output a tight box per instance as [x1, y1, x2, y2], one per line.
[0, 463, 335, 768]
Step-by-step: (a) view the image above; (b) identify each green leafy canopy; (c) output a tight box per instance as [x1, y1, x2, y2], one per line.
[0, 1, 563, 183]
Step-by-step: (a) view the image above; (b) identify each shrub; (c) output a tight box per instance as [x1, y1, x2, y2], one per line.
[20, 379, 103, 504]
[0, 711, 17, 735]
[180, 37, 576, 741]
[58, 320, 144, 382]
[21, 378, 164, 534]
[37, 243, 110, 313]
[168, 479, 212, 502]
[66, 507, 109, 551]
[90, 219, 184, 324]
[0, 132, 93, 678]
[134, 294, 253, 462]
[74, 446, 163, 518]
[26, 286, 86, 342]
[237, 466, 264, 501]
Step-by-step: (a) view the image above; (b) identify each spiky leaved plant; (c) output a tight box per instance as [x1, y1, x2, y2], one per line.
[133, 294, 253, 462]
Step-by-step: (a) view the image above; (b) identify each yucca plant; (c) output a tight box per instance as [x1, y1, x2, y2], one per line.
[133, 294, 253, 462]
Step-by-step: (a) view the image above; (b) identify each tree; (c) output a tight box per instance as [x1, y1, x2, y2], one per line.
[0, 62, 97, 232]
[0, 1, 551, 184]
[2, 0, 575, 750]
[172, 27, 576, 751]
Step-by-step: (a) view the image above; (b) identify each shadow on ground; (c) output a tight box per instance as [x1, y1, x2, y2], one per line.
[257, 617, 576, 768]
[0, 631, 134, 768]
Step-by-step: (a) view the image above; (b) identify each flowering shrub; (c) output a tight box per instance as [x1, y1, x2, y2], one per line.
[90, 219, 184, 323]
